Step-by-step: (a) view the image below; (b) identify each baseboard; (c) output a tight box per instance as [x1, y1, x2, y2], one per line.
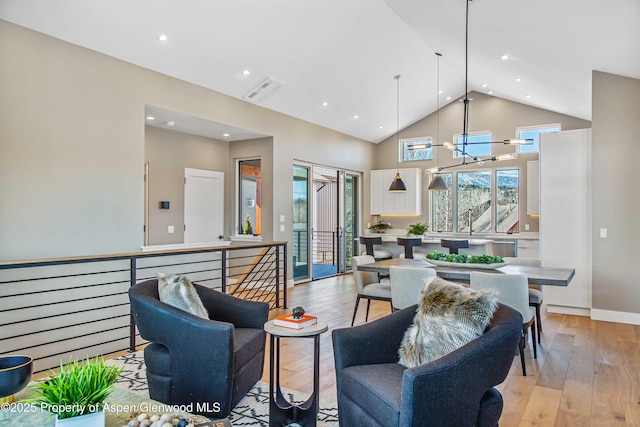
[591, 308, 640, 325]
[547, 305, 591, 317]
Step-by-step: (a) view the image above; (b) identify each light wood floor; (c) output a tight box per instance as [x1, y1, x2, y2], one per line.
[263, 273, 640, 427]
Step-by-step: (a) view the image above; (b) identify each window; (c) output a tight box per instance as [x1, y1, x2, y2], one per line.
[457, 171, 492, 233]
[517, 124, 560, 153]
[430, 173, 453, 232]
[495, 169, 519, 233]
[238, 159, 261, 235]
[453, 132, 491, 159]
[400, 137, 433, 162]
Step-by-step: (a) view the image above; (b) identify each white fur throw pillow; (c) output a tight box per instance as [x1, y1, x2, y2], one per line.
[398, 278, 497, 368]
[157, 273, 209, 319]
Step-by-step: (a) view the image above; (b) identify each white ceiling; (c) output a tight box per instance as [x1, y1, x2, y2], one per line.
[2, 0, 639, 143]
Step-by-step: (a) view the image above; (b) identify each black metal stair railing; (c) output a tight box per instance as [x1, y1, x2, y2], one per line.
[0, 242, 286, 373]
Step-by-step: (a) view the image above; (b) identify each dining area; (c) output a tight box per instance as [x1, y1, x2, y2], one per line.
[350, 241, 576, 377]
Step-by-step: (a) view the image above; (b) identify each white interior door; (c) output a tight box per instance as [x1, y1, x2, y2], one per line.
[184, 168, 224, 243]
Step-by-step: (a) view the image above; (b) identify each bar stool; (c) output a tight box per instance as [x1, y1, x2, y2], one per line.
[441, 239, 469, 254]
[359, 237, 392, 261]
[397, 237, 423, 259]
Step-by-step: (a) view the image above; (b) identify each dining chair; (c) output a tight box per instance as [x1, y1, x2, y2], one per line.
[397, 237, 423, 259]
[470, 272, 537, 376]
[389, 265, 437, 310]
[441, 239, 469, 254]
[351, 255, 393, 326]
[359, 236, 392, 261]
[504, 257, 543, 342]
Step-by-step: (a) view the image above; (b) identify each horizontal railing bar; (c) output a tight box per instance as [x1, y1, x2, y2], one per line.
[2, 313, 130, 341]
[7, 325, 129, 354]
[31, 342, 131, 374]
[1, 294, 127, 313]
[0, 302, 130, 328]
[1, 280, 130, 298]
[0, 268, 130, 286]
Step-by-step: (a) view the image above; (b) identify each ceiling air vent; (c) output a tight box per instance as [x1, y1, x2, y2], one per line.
[243, 77, 286, 103]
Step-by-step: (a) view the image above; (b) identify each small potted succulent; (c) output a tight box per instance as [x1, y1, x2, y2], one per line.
[29, 356, 123, 427]
[406, 222, 429, 237]
[368, 220, 391, 233]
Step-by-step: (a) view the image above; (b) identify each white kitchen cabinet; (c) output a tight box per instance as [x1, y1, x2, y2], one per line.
[526, 160, 539, 215]
[517, 239, 539, 258]
[540, 129, 591, 315]
[370, 168, 421, 215]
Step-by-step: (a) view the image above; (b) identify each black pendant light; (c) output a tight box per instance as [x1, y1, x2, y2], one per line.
[428, 52, 448, 191]
[389, 74, 407, 192]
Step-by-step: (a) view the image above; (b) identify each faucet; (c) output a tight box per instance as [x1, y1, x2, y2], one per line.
[468, 209, 473, 236]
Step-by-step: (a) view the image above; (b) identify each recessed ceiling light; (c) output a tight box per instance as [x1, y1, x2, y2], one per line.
[515, 77, 522, 82]
[446, 96, 451, 101]
[481, 83, 488, 88]
[378, 126, 384, 129]
[321, 102, 328, 107]
[223, 133, 230, 137]
[438, 90, 443, 94]
[146, 116, 155, 120]
[488, 91, 493, 95]
[242, 70, 251, 76]
[166, 121, 175, 127]
[158, 34, 168, 41]
[501, 54, 510, 60]
[353, 115, 359, 119]
[525, 94, 532, 99]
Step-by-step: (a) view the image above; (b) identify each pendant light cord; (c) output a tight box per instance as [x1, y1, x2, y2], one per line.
[462, 0, 471, 160]
[395, 74, 401, 172]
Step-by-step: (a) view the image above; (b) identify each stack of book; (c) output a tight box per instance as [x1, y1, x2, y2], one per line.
[273, 313, 318, 329]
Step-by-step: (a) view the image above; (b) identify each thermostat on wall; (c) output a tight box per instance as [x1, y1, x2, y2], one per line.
[159, 201, 170, 209]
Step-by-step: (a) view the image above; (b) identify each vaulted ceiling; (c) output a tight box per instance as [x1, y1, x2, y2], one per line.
[2, 0, 638, 143]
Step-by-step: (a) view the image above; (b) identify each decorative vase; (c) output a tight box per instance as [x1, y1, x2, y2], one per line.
[55, 411, 105, 427]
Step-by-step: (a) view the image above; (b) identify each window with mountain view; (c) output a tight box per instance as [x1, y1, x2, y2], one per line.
[517, 124, 560, 153]
[495, 169, 519, 233]
[453, 132, 491, 159]
[430, 173, 453, 232]
[457, 170, 492, 233]
[400, 137, 433, 162]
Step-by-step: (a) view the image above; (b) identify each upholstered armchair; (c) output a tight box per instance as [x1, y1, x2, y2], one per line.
[332, 303, 522, 427]
[129, 279, 269, 418]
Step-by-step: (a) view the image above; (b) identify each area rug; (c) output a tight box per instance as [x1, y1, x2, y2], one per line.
[108, 351, 339, 426]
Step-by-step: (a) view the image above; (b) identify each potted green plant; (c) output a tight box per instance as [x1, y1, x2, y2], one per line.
[29, 356, 123, 427]
[368, 220, 391, 233]
[406, 222, 429, 237]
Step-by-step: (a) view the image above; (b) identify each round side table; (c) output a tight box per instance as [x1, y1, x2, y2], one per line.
[263, 319, 328, 427]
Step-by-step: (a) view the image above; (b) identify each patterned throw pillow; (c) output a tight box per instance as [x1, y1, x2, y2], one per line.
[157, 273, 209, 319]
[398, 278, 497, 368]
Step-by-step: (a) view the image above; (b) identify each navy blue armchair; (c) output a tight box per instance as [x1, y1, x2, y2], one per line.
[332, 303, 522, 427]
[129, 279, 269, 418]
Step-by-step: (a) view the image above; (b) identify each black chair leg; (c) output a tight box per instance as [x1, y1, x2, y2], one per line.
[535, 303, 543, 338]
[365, 299, 371, 322]
[530, 324, 537, 359]
[519, 331, 527, 376]
[351, 296, 361, 326]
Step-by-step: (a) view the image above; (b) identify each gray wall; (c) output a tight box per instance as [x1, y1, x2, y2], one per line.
[591, 71, 640, 315]
[0, 20, 375, 262]
[145, 126, 229, 245]
[373, 91, 591, 231]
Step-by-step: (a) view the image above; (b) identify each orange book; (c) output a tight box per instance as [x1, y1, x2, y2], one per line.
[273, 313, 318, 329]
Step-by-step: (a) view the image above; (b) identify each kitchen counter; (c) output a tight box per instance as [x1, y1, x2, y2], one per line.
[362, 231, 539, 258]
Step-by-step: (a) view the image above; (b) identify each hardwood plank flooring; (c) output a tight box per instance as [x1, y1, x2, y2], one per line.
[262, 273, 640, 426]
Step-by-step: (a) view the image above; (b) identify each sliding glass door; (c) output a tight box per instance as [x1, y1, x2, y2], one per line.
[292, 165, 310, 281]
[293, 163, 361, 282]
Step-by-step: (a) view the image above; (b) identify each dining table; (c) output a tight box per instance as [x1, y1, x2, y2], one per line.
[356, 258, 575, 287]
